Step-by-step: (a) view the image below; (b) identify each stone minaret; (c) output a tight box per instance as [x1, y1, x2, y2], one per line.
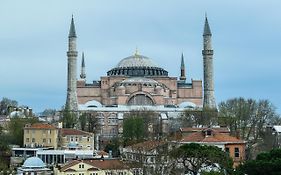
[180, 53, 186, 81]
[80, 52, 86, 79]
[202, 16, 216, 109]
[65, 16, 78, 111]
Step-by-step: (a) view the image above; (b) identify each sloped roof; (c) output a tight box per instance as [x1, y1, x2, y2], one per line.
[24, 123, 57, 129]
[273, 125, 281, 133]
[60, 128, 92, 136]
[180, 127, 230, 134]
[181, 129, 245, 144]
[127, 140, 167, 151]
[60, 159, 129, 172]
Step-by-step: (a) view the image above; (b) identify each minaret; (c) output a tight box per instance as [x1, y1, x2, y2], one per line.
[202, 16, 216, 109]
[180, 53, 186, 81]
[80, 52, 86, 79]
[65, 16, 78, 111]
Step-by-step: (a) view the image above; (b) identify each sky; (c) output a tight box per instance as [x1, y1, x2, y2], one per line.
[0, 0, 280, 114]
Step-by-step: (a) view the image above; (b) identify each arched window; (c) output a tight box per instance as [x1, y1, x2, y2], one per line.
[127, 94, 154, 106]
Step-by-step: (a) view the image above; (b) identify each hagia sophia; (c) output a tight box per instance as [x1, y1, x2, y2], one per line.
[65, 16, 216, 140]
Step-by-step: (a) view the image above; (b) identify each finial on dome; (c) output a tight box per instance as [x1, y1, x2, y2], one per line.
[134, 47, 139, 56]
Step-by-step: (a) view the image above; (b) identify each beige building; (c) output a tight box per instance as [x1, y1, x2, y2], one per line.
[24, 123, 58, 149]
[54, 159, 142, 175]
[59, 128, 95, 150]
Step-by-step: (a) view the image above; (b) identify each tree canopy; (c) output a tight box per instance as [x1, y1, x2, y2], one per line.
[237, 148, 281, 175]
[0, 97, 18, 115]
[170, 143, 233, 175]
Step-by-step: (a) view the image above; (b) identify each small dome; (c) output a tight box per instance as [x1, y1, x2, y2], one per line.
[68, 142, 79, 148]
[23, 157, 46, 168]
[9, 111, 25, 118]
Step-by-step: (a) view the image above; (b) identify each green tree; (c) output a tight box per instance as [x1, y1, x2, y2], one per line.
[0, 97, 18, 115]
[8, 117, 39, 146]
[170, 143, 233, 175]
[0, 125, 10, 171]
[79, 113, 87, 131]
[237, 148, 281, 175]
[123, 116, 145, 145]
[104, 137, 121, 157]
[61, 107, 77, 128]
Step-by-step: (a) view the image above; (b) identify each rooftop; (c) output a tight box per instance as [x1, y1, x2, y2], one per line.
[24, 123, 57, 129]
[60, 159, 130, 172]
[126, 140, 167, 151]
[60, 128, 93, 136]
[181, 129, 245, 144]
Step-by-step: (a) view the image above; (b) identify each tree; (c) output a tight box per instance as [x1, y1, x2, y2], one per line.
[237, 148, 281, 175]
[0, 97, 18, 115]
[104, 137, 121, 157]
[123, 116, 145, 145]
[180, 107, 218, 128]
[79, 113, 87, 131]
[8, 117, 39, 146]
[61, 107, 77, 128]
[170, 143, 233, 175]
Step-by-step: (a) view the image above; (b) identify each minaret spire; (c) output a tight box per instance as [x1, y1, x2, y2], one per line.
[80, 52, 86, 79]
[202, 15, 216, 109]
[180, 53, 186, 81]
[203, 15, 212, 36]
[69, 15, 77, 38]
[66, 16, 78, 112]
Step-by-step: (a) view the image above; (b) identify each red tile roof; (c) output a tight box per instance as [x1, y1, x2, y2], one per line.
[60, 159, 129, 172]
[180, 127, 230, 134]
[127, 140, 167, 151]
[181, 129, 245, 144]
[97, 150, 109, 156]
[60, 128, 92, 136]
[24, 123, 57, 129]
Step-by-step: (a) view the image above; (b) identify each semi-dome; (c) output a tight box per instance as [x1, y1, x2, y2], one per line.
[121, 77, 158, 85]
[23, 157, 46, 168]
[107, 52, 168, 77]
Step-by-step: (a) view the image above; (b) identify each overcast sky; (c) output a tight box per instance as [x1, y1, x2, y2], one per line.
[0, 0, 280, 113]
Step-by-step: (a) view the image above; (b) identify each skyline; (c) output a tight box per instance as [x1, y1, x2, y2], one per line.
[0, 1, 280, 113]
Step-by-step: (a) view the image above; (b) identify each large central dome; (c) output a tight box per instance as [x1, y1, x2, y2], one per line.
[116, 54, 157, 68]
[107, 52, 168, 77]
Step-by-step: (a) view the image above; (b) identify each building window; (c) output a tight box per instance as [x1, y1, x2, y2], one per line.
[75, 137, 78, 142]
[235, 147, 240, 158]
[206, 130, 212, 136]
[70, 137, 74, 142]
[43, 138, 46, 143]
[87, 137, 90, 142]
[32, 138, 35, 142]
[26, 138, 29, 142]
[49, 138, 51, 143]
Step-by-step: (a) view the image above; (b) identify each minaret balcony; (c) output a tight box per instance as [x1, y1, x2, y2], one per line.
[67, 51, 78, 57]
[202, 50, 213, 55]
